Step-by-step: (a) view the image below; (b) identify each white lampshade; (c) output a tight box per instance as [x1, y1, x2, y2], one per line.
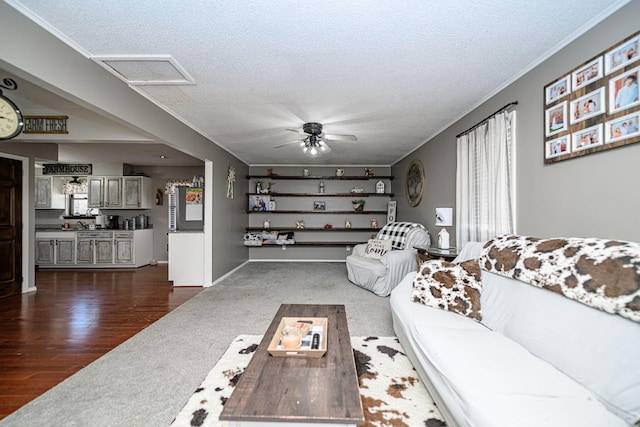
[435, 207, 453, 227]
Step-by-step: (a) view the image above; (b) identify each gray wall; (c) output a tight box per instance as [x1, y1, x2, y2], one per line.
[392, 1, 640, 245]
[0, 3, 249, 281]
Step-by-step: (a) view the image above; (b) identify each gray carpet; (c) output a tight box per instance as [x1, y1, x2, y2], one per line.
[1, 262, 395, 427]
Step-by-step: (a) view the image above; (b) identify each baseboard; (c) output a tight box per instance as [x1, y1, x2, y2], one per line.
[211, 260, 250, 286]
[249, 259, 347, 263]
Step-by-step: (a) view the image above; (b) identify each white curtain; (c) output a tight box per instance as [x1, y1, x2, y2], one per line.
[456, 110, 516, 247]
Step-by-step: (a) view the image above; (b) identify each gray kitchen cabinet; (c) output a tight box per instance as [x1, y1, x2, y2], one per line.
[104, 177, 122, 208]
[77, 231, 114, 264]
[55, 239, 75, 264]
[76, 239, 93, 264]
[114, 235, 134, 264]
[35, 239, 55, 264]
[123, 176, 152, 209]
[95, 239, 113, 263]
[88, 177, 104, 208]
[35, 176, 65, 209]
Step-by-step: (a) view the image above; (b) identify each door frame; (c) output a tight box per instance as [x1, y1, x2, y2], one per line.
[0, 152, 35, 294]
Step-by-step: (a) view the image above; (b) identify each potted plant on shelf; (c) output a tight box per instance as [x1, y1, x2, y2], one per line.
[352, 199, 366, 211]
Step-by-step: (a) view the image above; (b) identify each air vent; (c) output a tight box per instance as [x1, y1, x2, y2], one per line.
[91, 54, 195, 86]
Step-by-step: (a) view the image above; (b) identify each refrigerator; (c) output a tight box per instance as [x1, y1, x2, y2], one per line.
[172, 186, 204, 231]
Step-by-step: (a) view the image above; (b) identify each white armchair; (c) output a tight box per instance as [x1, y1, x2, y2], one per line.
[346, 222, 431, 296]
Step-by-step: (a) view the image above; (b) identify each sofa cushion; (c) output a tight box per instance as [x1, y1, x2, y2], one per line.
[480, 234, 640, 323]
[412, 259, 482, 321]
[414, 325, 628, 427]
[362, 238, 393, 259]
[480, 270, 640, 425]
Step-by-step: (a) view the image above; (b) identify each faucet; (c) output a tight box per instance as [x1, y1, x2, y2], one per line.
[76, 220, 88, 230]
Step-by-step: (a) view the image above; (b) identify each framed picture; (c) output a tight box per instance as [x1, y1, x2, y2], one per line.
[545, 75, 571, 105]
[570, 87, 605, 124]
[609, 67, 640, 114]
[313, 201, 326, 211]
[572, 57, 603, 90]
[545, 135, 570, 159]
[248, 195, 270, 211]
[405, 159, 424, 207]
[605, 34, 640, 75]
[545, 101, 568, 137]
[572, 124, 603, 153]
[605, 112, 640, 144]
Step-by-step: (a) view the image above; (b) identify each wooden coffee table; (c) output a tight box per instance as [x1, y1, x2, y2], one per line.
[220, 304, 364, 426]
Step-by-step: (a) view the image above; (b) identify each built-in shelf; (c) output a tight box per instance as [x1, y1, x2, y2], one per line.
[246, 192, 394, 197]
[247, 210, 387, 214]
[250, 241, 366, 247]
[248, 175, 394, 180]
[246, 227, 380, 232]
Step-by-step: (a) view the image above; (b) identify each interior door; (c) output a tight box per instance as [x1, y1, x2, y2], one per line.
[0, 157, 23, 298]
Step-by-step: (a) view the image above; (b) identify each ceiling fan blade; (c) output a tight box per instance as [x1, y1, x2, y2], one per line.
[286, 128, 303, 134]
[323, 133, 358, 141]
[273, 140, 302, 149]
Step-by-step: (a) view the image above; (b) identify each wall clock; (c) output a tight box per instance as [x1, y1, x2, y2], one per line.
[0, 86, 24, 140]
[405, 159, 425, 207]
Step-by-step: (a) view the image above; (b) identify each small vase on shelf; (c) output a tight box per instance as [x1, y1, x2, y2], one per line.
[438, 227, 450, 249]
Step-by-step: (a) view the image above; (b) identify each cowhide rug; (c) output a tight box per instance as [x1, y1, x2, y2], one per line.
[171, 335, 446, 427]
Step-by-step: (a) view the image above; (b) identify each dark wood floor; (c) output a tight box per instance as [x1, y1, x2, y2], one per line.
[0, 265, 202, 420]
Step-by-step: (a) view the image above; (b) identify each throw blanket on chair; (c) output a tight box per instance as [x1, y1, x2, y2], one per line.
[480, 234, 640, 323]
[377, 222, 427, 250]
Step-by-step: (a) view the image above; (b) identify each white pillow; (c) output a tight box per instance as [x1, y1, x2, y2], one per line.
[363, 239, 393, 259]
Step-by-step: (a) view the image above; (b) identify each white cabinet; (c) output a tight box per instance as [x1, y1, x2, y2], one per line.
[56, 239, 75, 264]
[87, 176, 151, 209]
[168, 232, 204, 286]
[35, 176, 66, 209]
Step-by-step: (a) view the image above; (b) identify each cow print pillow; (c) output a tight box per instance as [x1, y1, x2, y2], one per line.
[412, 259, 483, 321]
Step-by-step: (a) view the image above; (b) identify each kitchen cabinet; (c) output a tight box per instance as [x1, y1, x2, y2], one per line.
[88, 177, 104, 208]
[35, 239, 55, 264]
[35, 232, 75, 265]
[123, 177, 152, 209]
[114, 231, 134, 264]
[35, 230, 152, 268]
[168, 231, 204, 286]
[35, 176, 66, 209]
[87, 176, 151, 209]
[104, 177, 122, 208]
[55, 238, 75, 264]
[76, 231, 114, 264]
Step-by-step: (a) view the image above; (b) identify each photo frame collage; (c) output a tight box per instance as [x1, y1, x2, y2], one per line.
[544, 31, 640, 163]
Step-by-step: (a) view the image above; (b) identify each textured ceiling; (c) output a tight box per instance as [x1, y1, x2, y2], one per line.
[4, 0, 629, 165]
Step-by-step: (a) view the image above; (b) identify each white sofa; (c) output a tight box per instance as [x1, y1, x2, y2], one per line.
[390, 237, 640, 427]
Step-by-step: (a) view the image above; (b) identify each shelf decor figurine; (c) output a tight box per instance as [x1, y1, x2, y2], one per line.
[296, 219, 305, 229]
[364, 168, 375, 177]
[319, 180, 325, 193]
[352, 199, 366, 211]
[376, 180, 385, 194]
[371, 218, 378, 229]
[255, 180, 263, 194]
[336, 168, 345, 177]
[345, 218, 352, 229]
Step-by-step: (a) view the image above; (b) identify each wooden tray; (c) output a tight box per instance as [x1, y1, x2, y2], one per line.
[267, 317, 328, 357]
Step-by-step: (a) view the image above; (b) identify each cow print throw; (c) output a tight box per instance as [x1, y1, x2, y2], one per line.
[412, 259, 483, 321]
[481, 234, 640, 323]
[171, 335, 446, 427]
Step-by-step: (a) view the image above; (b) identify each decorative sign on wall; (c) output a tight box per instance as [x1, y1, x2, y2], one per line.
[23, 116, 69, 134]
[543, 30, 640, 163]
[42, 163, 92, 175]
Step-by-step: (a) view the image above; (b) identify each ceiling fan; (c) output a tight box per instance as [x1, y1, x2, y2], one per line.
[274, 122, 358, 157]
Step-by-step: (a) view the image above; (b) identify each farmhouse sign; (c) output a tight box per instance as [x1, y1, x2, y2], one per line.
[43, 164, 92, 175]
[23, 116, 69, 134]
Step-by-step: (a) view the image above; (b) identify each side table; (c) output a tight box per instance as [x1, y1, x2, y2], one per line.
[414, 245, 460, 266]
